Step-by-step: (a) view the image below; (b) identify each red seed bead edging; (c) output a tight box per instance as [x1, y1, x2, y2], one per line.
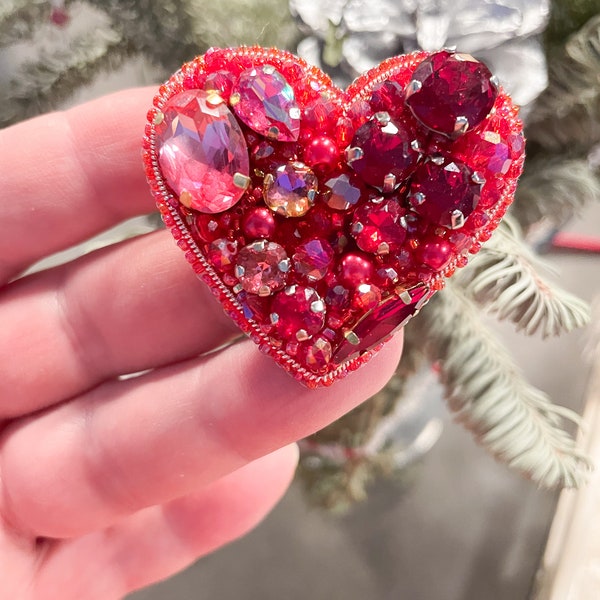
[143, 46, 525, 388]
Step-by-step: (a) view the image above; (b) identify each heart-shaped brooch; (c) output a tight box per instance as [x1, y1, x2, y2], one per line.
[143, 46, 525, 387]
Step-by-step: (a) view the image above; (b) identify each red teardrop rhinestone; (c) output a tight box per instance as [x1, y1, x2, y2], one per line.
[405, 50, 498, 137]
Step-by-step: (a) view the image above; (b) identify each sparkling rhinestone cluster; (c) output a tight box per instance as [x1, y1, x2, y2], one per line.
[143, 47, 525, 387]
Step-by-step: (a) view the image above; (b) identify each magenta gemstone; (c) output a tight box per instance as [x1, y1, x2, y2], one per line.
[323, 172, 364, 211]
[405, 50, 498, 136]
[351, 199, 407, 254]
[157, 90, 250, 213]
[232, 65, 301, 142]
[408, 157, 482, 229]
[293, 238, 335, 282]
[332, 284, 431, 364]
[348, 114, 420, 190]
[270, 285, 326, 341]
[369, 80, 405, 115]
[234, 240, 289, 296]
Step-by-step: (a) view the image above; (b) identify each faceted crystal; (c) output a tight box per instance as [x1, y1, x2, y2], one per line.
[298, 336, 333, 371]
[157, 90, 250, 213]
[235, 240, 289, 295]
[207, 238, 238, 271]
[351, 199, 407, 254]
[322, 172, 364, 211]
[293, 238, 335, 282]
[332, 284, 431, 364]
[270, 285, 326, 341]
[232, 65, 301, 141]
[405, 50, 498, 136]
[408, 157, 482, 229]
[264, 161, 318, 217]
[347, 115, 420, 189]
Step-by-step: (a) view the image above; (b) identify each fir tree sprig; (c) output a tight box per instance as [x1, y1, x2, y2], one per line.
[512, 158, 600, 229]
[419, 282, 592, 488]
[458, 217, 591, 337]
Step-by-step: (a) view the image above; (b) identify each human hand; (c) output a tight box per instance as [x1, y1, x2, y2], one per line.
[0, 88, 403, 599]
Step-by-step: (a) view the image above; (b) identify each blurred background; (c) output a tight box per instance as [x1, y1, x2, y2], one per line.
[1, 1, 599, 598]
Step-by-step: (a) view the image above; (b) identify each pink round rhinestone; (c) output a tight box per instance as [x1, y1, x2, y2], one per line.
[270, 285, 326, 341]
[405, 50, 498, 136]
[157, 90, 250, 213]
[369, 80, 404, 116]
[232, 65, 301, 142]
[263, 161, 318, 217]
[235, 240, 289, 296]
[408, 157, 482, 229]
[322, 172, 364, 211]
[351, 199, 407, 254]
[292, 238, 335, 282]
[347, 113, 420, 190]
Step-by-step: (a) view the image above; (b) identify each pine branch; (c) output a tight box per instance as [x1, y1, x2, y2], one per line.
[528, 14, 600, 153]
[418, 283, 592, 488]
[0, 0, 48, 47]
[0, 26, 134, 127]
[512, 158, 600, 229]
[457, 217, 591, 338]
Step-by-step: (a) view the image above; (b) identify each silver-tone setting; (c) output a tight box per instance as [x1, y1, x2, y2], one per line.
[431, 155, 445, 166]
[278, 258, 291, 273]
[289, 107, 301, 119]
[296, 329, 310, 342]
[454, 116, 469, 135]
[234, 265, 245, 278]
[374, 111, 391, 125]
[399, 290, 412, 304]
[232, 283, 243, 294]
[258, 285, 272, 297]
[382, 173, 397, 193]
[410, 139, 421, 152]
[405, 79, 422, 99]
[371, 195, 384, 205]
[233, 172, 251, 190]
[262, 64, 276, 75]
[152, 111, 164, 125]
[351, 222, 364, 234]
[270, 312, 280, 325]
[344, 330, 360, 346]
[377, 242, 390, 255]
[472, 171, 486, 185]
[450, 209, 465, 229]
[267, 125, 280, 139]
[345, 146, 364, 163]
[310, 300, 325, 314]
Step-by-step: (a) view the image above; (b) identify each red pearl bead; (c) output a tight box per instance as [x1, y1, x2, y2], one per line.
[415, 236, 454, 271]
[339, 253, 374, 286]
[242, 206, 276, 239]
[303, 135, 340, 172]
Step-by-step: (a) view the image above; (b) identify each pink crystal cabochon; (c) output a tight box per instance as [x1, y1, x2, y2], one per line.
[143, 47, 525, 388]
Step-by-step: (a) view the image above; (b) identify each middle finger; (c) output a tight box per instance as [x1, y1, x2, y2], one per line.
[0, 230, 239, 418]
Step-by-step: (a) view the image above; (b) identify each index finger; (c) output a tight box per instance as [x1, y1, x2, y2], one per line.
[0, 88, 155, 283]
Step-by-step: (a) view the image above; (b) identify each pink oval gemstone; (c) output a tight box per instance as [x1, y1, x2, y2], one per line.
[270, 285, 326, 341]
[332, 284, 431, 364]
[347, 113, 420, 190]
[232, 65, 301, 142]
[405, 50, 498, 137]
[234, 240, 289, 296]
[157, 90, 250, 213]
[408, 157, 482, 229]
[351, 199, 407, 254]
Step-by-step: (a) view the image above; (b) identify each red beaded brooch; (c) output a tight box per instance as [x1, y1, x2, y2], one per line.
[143, 46, 525, 388]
